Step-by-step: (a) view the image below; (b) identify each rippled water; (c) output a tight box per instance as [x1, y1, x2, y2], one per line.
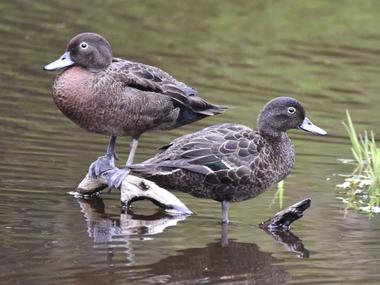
[2, 1, 380, 284]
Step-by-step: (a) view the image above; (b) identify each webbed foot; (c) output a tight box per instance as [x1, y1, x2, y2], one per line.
[107, 168, 131, 189]
[88, 154, 116, 177]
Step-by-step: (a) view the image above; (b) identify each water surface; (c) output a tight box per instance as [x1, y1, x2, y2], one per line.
[1, 1, 380, 284]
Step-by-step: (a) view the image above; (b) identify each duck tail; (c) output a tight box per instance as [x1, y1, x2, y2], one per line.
[197, 105, 228, 115]
[188, 96, 228, 116]
[172, 97, 227, 128]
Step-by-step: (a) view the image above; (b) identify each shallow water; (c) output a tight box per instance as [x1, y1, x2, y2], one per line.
[1, 0, 380, 284]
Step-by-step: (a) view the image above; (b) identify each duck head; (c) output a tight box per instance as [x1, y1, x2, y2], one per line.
[44, 32, 113, 71]
[257, 97, 327, 138]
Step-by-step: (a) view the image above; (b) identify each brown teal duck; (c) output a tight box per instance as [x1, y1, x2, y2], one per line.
[44, 32, 225, 188]
[129, 97, 326, 223]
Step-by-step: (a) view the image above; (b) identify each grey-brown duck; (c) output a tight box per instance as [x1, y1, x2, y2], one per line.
[44, 32, 225, 188]
[129, 97, 326, 223]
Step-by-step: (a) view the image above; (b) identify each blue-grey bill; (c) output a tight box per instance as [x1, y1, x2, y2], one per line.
[44, 51, 75, 71]
[299, 117, 327, 135]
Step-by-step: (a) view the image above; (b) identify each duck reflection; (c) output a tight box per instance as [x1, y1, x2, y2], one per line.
[74, 197, 310, 284]
[66, 233, 291, 285]
[77, 196, 187, 243]
[77, 196, 309, 259]
[131, 238, 290, 284]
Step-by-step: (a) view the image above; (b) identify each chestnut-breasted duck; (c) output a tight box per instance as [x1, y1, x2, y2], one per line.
[44, 33, 226, 188]
[129, 97, 326, 223]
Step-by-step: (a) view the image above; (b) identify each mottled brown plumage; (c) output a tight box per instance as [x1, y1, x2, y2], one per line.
[131, 123, 294, 202]
[47, 33, 225, 138]
[52, 64, 184, 138]
[130, 97, 327, 223]
[44, 33, 225, 187]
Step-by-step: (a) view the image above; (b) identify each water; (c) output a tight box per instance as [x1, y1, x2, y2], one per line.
[1, 0, 380, 284]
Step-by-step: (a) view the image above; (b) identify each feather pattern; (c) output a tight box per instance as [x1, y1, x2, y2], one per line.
[52, 59, 226, 138]
[49, 33, 226, 139]
[130, 123, 295, 202]
[106, 59, 225, 115]
[128, 96, 326, 224]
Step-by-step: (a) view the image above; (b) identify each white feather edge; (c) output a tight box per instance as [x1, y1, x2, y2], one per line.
[221, 159, 234, 169]
[156, 159, 233, 175]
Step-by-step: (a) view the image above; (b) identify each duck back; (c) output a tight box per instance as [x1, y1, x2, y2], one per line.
[131, 124, 295, 202]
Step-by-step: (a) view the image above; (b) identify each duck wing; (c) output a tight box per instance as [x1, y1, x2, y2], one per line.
[112, 59, 226, 115]
[130, 123, 265, 176]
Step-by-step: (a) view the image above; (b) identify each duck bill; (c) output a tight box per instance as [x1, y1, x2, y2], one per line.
[44, 51, 75, 71]
[298, 117, 327, 135]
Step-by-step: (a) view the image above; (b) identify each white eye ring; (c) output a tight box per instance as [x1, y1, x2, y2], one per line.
[287, 107, 296, 114]
[80, 42, 88, 49]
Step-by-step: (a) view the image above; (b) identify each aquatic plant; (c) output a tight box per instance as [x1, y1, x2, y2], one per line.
[337, 111, 380, 214]
[271, 180, 285, 209]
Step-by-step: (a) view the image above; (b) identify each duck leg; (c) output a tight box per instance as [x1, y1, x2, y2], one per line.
[220, 222, 229, 247]
[89, 135, 118, 177]
[221, 200, 230, 224]
[107, 138, 139, 189]
[126, 138, 139, 166]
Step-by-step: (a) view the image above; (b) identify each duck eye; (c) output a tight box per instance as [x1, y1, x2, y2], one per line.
[80, 42, 88, 49]
[287, 107, 296, 114]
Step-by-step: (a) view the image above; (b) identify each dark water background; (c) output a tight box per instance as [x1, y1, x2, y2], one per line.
[1, 0, 380, 284]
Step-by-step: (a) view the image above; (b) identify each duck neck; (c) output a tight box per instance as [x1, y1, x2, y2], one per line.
[259, 128, 284, 141]
[266, 132, 291, 149]
[265, 131, 295, 177]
